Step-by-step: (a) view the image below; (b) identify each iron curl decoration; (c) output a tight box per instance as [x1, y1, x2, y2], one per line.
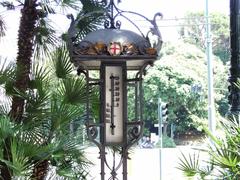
[129, 126, 140, 139]
[126, 121, 144, 149]
[100, 0, 162, 33]
[104, 19, 121, 29]
[87, 125, 98, 140]
[98, 0, 163, 52]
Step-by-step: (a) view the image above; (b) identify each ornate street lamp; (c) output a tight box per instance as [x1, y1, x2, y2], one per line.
[67, 1, 162, 179]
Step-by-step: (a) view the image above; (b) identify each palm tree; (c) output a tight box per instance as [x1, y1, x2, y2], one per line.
[0, 0, 104, 121]
[0, 0, 105, 179]
[0, 45, 98, 179]
[177, 117, 240, 179]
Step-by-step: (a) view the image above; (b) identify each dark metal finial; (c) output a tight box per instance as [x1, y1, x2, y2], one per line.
[103, 0, 121, 29]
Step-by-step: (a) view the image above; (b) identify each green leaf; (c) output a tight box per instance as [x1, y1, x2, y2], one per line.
[80, 0, 105, 13]
[73, 0, 106, 40]
[30, 63, 50, 94]
[8, 139, 32, 176]
[34, 18, 59, 59]
[176, 151, 200, 177]
[203, 127, 222, 146]
[50, 100, 82, 132]
[39, 3, 56, 14]
[0, 58, 15, 86]
[0, 116, 14, 140]
[0, 138, 53, 177]
[74, 12, 105, 40]
[58, 0, 81, 11]
[58, 77, 87, 105]
[51, 45, 73, 79]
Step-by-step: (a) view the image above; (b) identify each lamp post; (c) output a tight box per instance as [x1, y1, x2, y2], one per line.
[67, 1, 162, 179]
[228, 0, 240, 118]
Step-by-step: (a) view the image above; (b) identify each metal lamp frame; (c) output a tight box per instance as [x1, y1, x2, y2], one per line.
[67, 0, 163, 179]
[77, 61, 149, 180]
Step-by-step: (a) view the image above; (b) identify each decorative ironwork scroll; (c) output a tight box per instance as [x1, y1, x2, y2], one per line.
[67, 0, 163, 58]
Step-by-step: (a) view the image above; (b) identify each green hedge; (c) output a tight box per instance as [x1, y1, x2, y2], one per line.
[155, 135, 176, 148]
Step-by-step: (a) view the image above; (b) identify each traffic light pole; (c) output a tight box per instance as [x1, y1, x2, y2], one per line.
[158, 98, 163, 180]
[205, 0, 216, 135]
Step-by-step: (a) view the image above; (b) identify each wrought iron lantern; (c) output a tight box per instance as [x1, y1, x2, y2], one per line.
[67, 0, 162, 179]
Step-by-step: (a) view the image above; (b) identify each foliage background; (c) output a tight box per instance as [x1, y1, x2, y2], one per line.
[143, 12, 229, 134]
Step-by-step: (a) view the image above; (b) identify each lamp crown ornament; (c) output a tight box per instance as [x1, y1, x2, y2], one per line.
[67, 0, 163, 69]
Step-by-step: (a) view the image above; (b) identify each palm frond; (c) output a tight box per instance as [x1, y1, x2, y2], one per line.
[0, 87, 12, 114]
[0, 138, 54, 177]
[34, 18, 59, 59]
[198, 164, 214, 179]
[12, 87, 50, 117]
[204, 118, 240, 174]
[58, 77, 87, 105]
[74, 12, 105, 40]
[203, 118, 240, 178]
[30, 63, 50, 95]
[0, 99, 11, 114]
[19, 124, 50, 145]
[221, 117, 240, 139]
[209, 143, 239, 169]
[3, 139, 32, 177]
[176, 151, 200, 177]
[0, 58, 15, 86]
[51, 45, 73, 79]
[52, 132, 84, 159]
[41, 0, 81, 13]
[0, 58, 16, 97]
[80, 0, 105, 13]
[39, 3, 56, 14]
[0, 115, 14, 140]
[54, 0, 81, 11]
[203, 126, 223, 146]
[56, 167, 89, 180]
[50, 130, 90, 180]
[17, 142, 52, 161]
[73, 0, 106, 40]
[50, 100, 83, 132]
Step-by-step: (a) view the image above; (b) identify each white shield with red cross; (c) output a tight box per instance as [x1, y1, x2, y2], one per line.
[108, 42, 122, 56]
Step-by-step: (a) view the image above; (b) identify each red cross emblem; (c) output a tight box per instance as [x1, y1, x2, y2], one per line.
[108, 42, 122, 56]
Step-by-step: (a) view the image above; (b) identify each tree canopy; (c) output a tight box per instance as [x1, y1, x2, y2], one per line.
[179, 12, 230, 64]
[143, 40, 228, 134]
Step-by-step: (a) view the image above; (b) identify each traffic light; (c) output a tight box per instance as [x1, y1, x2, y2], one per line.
[160, 102, 168, 122]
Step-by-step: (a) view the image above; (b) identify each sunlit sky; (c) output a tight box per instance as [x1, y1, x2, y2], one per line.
[0, 0, 229, 60]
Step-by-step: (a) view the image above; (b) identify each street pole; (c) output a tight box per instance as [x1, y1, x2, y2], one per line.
[158, 98, 163, 180]
[205, 0, 216, 134]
